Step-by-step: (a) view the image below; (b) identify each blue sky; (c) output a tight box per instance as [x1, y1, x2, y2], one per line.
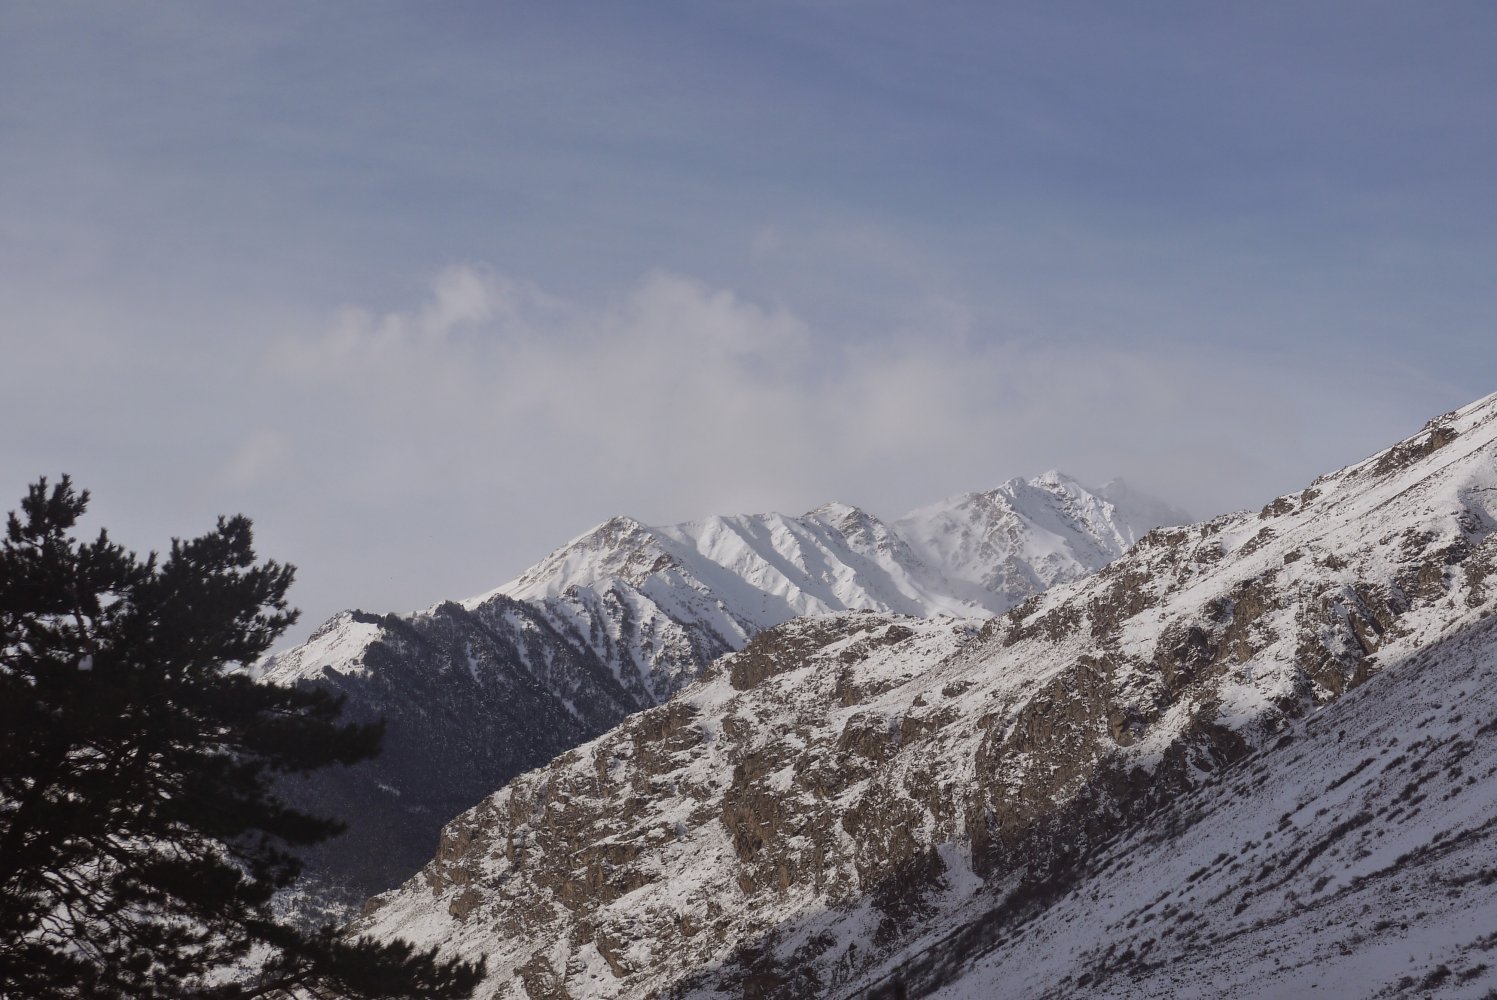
[4, 2, 1495, 641]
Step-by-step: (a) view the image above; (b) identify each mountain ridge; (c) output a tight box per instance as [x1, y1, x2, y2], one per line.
[262, 472, 1183, 908]
[352, 392, 1497, 998]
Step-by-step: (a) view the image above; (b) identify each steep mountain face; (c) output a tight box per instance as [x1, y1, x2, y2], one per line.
[262, 598, 636, 907]
[355, 393, 1497, 998]
[265, 474, 1178, 907]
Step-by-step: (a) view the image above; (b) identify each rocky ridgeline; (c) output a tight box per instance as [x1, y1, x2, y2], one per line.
[355, 393, 1497, 998]
[266, 475, 1181, 907]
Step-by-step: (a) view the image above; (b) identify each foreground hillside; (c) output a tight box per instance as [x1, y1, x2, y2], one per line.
[264, 474, 1175, 906]
[917, 612, 1497, 998]
[356, 392, 1497, 998]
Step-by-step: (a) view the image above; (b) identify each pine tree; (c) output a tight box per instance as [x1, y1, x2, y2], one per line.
[0, 477, 483, 999]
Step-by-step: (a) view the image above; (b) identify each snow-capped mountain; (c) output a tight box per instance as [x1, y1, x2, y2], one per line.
[485, 476, 1183, 706]
[894, 472, 1184, 611]
[264, 473, 1182, 907]
[354, 392, 1497, 998]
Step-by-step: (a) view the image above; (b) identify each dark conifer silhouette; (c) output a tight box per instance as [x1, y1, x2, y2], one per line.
[0, 476, 482, 999]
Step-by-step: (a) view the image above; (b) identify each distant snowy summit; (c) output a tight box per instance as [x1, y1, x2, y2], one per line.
[476, 471, 1188, 699]
[260, 471, 1185, 904]
[503, 472, 1187, 615]
[894, 472, 1191, 611]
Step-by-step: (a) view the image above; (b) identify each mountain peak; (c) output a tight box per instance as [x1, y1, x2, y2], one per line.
[1033, 468, 1079, 488]
[805, 499, 863, 521]
[895, 472, 1187, 604]
[578, 512, 649, 544]
[488, 473, 1187, 633]
[492, 513, 663, 604]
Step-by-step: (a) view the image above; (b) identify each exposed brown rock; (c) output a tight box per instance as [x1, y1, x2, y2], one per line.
[1370, 422, 1459, 476]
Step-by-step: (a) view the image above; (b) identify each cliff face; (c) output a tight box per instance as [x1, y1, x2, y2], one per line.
[355, 393, 1497, 999]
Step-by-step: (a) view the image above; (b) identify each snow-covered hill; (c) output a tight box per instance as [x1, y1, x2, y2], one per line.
[354, 392, 1497, 998]
[264, 473, 1180, 906]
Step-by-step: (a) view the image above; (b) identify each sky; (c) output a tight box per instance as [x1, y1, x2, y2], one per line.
[3, 1, 1495, 644]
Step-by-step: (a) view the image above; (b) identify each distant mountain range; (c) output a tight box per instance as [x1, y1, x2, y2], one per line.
[262, 473, 1185, 909]
[352, 392, 1497, 998]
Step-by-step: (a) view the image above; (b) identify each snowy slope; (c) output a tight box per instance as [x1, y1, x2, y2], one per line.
[263, 473, 1179, 908]
[354, 392, 1497, 999]
[918, 613, 1497, 999]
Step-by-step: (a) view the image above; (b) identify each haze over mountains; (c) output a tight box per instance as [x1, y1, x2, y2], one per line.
[263, 473, 1185, 907]
[351, 392, 1497, 998]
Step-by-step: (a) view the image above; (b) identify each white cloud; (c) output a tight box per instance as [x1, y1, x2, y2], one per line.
[421, 264, 496, 335]
[265, 264, 1464, 533]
